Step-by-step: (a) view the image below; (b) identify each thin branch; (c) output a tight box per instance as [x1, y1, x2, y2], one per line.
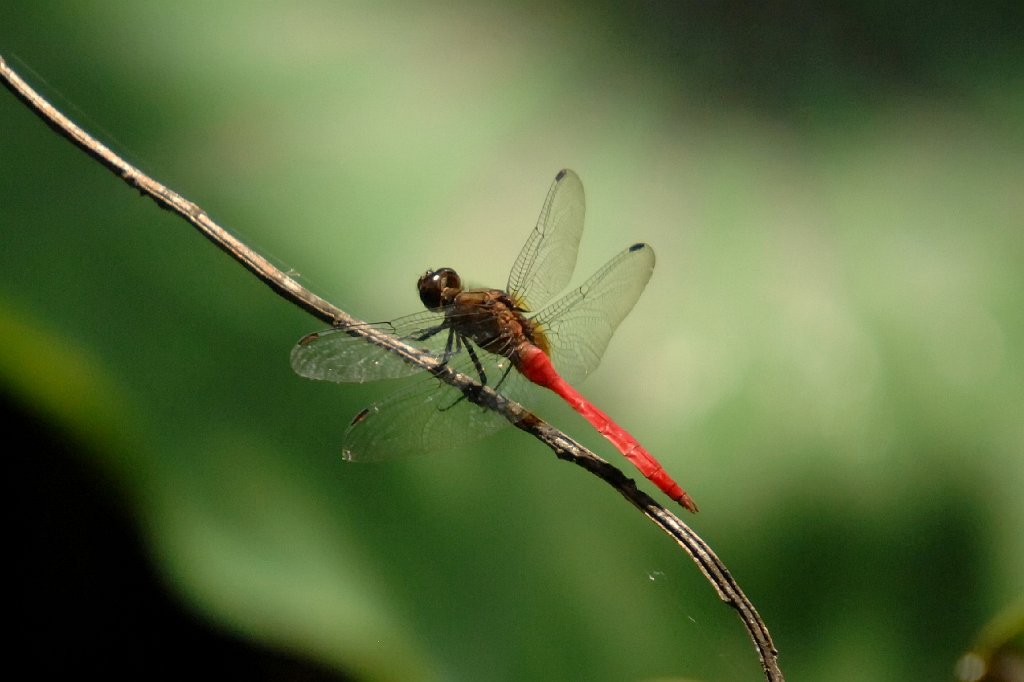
[1, 55, 782, 682]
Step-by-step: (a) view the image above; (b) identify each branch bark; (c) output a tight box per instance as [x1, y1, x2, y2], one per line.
[1, 55, 782, 682]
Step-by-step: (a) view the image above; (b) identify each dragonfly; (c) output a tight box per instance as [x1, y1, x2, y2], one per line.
[291, 169, 697, 512]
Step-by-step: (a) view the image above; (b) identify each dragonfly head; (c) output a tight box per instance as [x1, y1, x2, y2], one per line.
[418, 267, 462, 311]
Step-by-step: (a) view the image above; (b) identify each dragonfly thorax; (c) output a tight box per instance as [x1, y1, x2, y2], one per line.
[418, 267, 462, 311]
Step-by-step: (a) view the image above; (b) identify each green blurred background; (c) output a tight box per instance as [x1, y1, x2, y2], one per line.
[2, 2, 1021, 680]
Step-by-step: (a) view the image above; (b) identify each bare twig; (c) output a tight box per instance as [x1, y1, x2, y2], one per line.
[1, 55, 782, 681]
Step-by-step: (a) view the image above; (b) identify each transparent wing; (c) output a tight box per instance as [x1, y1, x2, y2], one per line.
[290, 311, 450, 383]
[341, 344, 537, 461]
[293, 311, 538, 460]
[506, 169, 585, 311]
[532, 242, 655, 385]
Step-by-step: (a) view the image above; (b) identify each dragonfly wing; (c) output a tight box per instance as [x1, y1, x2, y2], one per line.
[341, 348, 524, 460]
[532, 242, 655, 386]
[507, 169, 585, 311]
[290, 311, 449, 383]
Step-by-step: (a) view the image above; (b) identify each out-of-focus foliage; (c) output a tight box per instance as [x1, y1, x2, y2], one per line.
[954, 602, 1024, 682]
[2, 2, 1021, 681]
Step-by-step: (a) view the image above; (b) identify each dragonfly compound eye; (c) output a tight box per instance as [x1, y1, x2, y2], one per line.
[418, 267, 461, 310]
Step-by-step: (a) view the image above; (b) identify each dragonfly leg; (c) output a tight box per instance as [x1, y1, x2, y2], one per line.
[436, 327, 459, 365]
[413, 323, 448, 344]
[464, 341, 488, 386]
[438, 337, 488, 412]
[491, 362, 515, 392]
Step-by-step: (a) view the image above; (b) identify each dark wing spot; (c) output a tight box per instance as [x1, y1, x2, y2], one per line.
[350, 407, 371, 426]
[297, 332, 321, 346]
[629, 242, 647, 252]
[555, 168, 568, 182]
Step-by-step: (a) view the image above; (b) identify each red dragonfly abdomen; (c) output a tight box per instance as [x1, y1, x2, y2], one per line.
[516, 344, 698, 513]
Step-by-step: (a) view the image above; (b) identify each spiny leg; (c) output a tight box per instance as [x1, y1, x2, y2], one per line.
[437, 327, 459, 365]
[439, 337, 488, 412]
[491, 361, 516, 392]
[465, 342, 488, 386]
[413, 323, 447, 344]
